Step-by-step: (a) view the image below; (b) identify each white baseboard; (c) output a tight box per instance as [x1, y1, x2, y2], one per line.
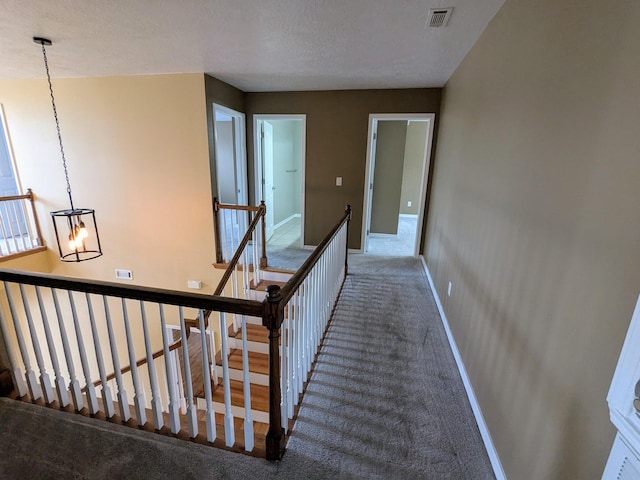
[419, 255, 507, 480]
[273, 213, 301, 231]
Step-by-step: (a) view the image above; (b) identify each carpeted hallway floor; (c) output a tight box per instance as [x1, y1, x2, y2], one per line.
[0, 255, 494, 479]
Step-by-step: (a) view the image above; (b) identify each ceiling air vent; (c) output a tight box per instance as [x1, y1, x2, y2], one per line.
[427, 7, 453, 27]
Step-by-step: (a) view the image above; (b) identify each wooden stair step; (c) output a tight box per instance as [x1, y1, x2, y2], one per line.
[228, 322, 269, 344]
[219, 349, 269, 376]
[211, 379, 269, 413]
[251, 279, 288, 291]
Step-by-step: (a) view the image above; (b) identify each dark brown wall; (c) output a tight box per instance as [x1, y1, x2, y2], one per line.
[245, 89, 441, 248]
[204, 74, 246, 200]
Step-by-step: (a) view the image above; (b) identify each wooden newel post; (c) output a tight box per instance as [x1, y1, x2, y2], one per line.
[262, 284, 285, 460]
[212, 197, 223, 264]
[345, 205, 352, 276]
[260, 200, 268, 268]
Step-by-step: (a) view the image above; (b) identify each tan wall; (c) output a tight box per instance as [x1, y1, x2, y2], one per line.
[245, 89, 441, 248]
[399, 121, 427, 215]
[370, 121, 406, 234]
[424, 1, 640, 478]
[0, 74, 220, 293]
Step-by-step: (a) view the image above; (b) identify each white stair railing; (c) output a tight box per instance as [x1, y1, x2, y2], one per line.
[0, 190, 45, 259]
[0, 271, 263, 453]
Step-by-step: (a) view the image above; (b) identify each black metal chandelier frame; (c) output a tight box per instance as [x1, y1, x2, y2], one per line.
[34, 36, 103, 262]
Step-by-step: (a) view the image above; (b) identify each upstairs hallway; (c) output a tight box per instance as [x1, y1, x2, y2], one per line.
[0, 254, 494, 478]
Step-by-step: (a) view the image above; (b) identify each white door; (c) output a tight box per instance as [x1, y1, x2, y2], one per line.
[261, 121, 275, 240]
[364, 121, 378, 252]
[213, 104, 248, 206]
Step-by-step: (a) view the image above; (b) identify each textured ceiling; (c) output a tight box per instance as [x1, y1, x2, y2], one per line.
[0, 0, 504, 92]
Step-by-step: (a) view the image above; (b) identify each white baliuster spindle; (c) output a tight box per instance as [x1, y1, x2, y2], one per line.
[18, 284, 54, 404]
[34, 286, 69, 407]
[296, 288, 305, 395]
[179, 306, 198, 438]
[292, 291, 301, 404]
[0, 306, 28, 397]
[121, 299, 145, 426]
[286, 300, 295, 419]
[140, 301, 163, 430]
[241, 313, 254, 452]
[6, 206, 19, 253]
[219, 312, 235, 446]
[88, 295, 115, 419]
[51, 289, 82, 411]
[102, 297, 129, 421]
[10, 202, 27, 251]
[198, 310, 216, 443]
[159, 304, 180, 434]
[280, 310, 288, 431]
[69, 292, 99, 414]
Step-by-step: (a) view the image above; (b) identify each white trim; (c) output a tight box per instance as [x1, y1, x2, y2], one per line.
[0, 104, 23, 193]
[213, 104, 248, 206]
[254, 114, 306, 247]
[273, 213, 301, 231]
[420, 255, 507, 480]
[361, 113, 435, 258]
[399, 213, 419, 219]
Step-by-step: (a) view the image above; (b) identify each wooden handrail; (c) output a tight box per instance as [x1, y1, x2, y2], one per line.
[213, 203, 266, 296]
[0, 192, 33, 202]
[279, 205, 351, 307]
[0, 269, 263, 317]
[213, 198, 268, 268]
[216, 202, 262, 212]
[262, 205, 351, 461]
[91, 331, 194, 388]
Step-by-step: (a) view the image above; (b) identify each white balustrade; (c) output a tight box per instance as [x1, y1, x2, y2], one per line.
[0, 206, 350, 461]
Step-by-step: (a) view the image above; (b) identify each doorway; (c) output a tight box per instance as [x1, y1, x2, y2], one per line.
[212, 104, 247, 206]
[254, 115, 306, 248]
[362, 114, 435, 257]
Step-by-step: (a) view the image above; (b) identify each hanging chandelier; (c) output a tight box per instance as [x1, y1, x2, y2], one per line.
[34, 37, 103, 262]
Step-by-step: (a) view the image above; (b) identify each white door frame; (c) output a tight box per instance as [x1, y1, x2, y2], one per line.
[253, 114, 307, 248]
[361, 113, 435, 257]
[213, 104, 248, 205]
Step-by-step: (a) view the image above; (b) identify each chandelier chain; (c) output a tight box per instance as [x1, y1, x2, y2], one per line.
[40, 41, 74, 211]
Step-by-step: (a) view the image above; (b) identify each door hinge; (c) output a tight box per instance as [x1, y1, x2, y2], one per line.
[367, 229, 370, 235]
[373, 132, 377, 140]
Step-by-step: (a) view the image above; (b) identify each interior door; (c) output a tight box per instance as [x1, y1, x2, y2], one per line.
[261, 121, 275, 240]
[364, 121, 377, 252]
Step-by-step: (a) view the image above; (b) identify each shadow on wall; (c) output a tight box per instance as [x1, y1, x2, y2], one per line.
[429, 211, 589, 478]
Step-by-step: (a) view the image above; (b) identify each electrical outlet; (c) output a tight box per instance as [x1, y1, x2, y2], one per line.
[115, 269, 133, 280]
[448, 281, 452, 297]
[407, 201, 412, 207]
[336, 176, 342, 186]
[187, 280, 202, 289]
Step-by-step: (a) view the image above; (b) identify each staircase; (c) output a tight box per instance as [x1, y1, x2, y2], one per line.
[0, 204, 351, 461]
[180, 271, 293, 454]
